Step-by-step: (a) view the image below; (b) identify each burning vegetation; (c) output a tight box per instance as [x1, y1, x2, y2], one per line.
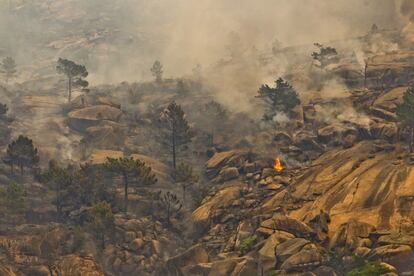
[273, 158, 284, 172]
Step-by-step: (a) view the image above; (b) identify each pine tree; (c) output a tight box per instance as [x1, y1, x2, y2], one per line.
[0, 182, 26, 224]
[0, 103, 8, 117]
[88, 201, 114, 249]
[257, 78, 300, 120]
[41, 160, 74, 219]
[396, 85, 414, 152]
[151, 60, 163, 83]
[104, 157, 157, 213]
[159, 191, 182, 226]
[160, 102, 193, 168]
[199, 100, 228, 145]
[56, 58, 89, 102]
[4, 135, 39, 175]
[311, 43, 339, 68]
[1, 57, 17, 83]
[172, 163, 198, 205]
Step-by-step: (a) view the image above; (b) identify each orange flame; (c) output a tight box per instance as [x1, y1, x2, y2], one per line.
[273, 158, 283, 172]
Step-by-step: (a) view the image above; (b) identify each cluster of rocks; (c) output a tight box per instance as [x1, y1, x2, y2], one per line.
[167, 145, 414, 275]
[0, 223, 103, 276]
[103, 213, 185, 275]
[330, 219, 414, 273]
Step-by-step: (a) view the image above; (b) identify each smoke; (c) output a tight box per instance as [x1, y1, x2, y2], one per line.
[312, 79, 371, 126]
[272, 112, 290, 125]
[399, 0, 414, 22]
[0, 1, 401, 79]
[0, 0, 404, 153]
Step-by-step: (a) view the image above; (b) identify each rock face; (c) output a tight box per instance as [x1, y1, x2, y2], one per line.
[205, 150, 248, 179]
[258, 231, 295, 273]
[284, 141, 414, 236]
[330, 219, 376, 249]
[54, 255, 104, 276]
[259, 215, 316, 239]
[0, 265, 16, 276]
[192, 183, 245, 226]
[161, 244, 209, 275]
[67, 105, 123, 131]
[280, 248, 322, 272]
[219, 167, 240, 181]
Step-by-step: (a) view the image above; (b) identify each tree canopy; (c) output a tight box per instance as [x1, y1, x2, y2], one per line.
[151, 60, 163, 83]
[311, 43, 339, 68]
[1, 57, 17, 83]
[88, 201, 114, 249]
[396, 85, 414, 152]
[56, 58, 89, 102]
[4, 135, 39, 175]
[104, 157, 157, 212]
[0, 182, 26, 223]
[257, 78, 300, 120]
[0, 103, 8, 116]
[160, 102, 193, 168]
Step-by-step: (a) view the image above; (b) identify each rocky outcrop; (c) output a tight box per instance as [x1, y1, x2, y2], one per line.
[283, 141, 414, 236]
[53, 255, 104, 276]
[67, 105, 123, 131]
[192, 183, 245, 226]
[258, 215, 316, 239]
[205, 150, 248, 179]
[329, 219, 376, 249]
[161, 244, 209, 276]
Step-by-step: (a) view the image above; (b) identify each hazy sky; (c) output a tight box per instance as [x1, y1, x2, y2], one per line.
[0, 0, 404, 82]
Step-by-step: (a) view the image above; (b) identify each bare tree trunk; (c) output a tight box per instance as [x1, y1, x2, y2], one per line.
[101, 232, 105, 249]
[364, 61, 368, 89]
[123, 173, 128, 213]
[167, 203, 171, 226]
[182, 185, 186, 206]
[56, 182, 61, 220]
[410, 127, 414, 153]
[68, 77, 72, 102]
[172, 124, 176, 169]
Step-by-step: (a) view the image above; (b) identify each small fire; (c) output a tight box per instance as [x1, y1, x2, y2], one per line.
[273, 158, 283, 172]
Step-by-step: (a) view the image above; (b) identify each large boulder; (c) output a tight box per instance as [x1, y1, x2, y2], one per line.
[67, 105, 123, 131]
[208, 259, 239, 276]
[230, 257, 258, 276]
[53, 255, 104, 276]
[294, 131, 323, 152]
[276, 238, 312, 263]
[317, 123, 357, 145]
[368, 244, 413, 262]
[205, 150, 247, 179]
[162, 244, 209, 275]
[258, 215, 316, 239]
[219, 167, 240, 182]
[192, 183, 245, 226]
[258, 231, 295, 273]
[0, 265, 16, 276]
[280, 248, 322, 272]
[329, 219, 376, 249]
[373, 87, 406, 113]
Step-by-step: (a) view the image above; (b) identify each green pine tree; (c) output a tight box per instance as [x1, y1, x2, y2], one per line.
[257, 78, 300, 120]
[396, 85, 414, 152]
[104, 157, 157, 213]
